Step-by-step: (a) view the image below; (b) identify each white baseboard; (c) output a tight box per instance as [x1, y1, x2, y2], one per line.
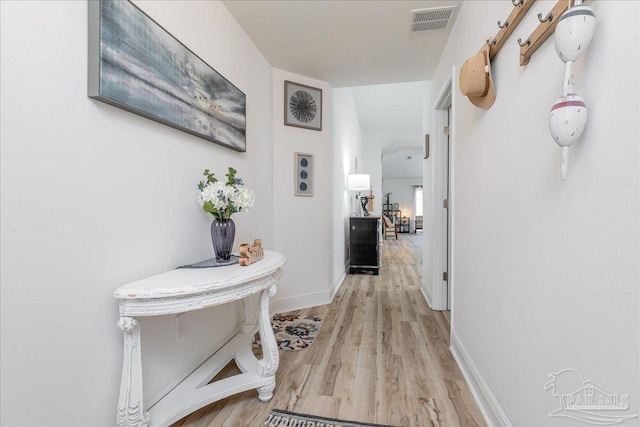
[329, 262, 348, 300]
[450, 331, 512, 427]
[272, 290, 332, 314]
[272, 261, 348, 314]
[420, 283, 433, 309]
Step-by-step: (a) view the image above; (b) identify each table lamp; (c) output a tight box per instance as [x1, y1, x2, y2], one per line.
[347, 174, 371, 216]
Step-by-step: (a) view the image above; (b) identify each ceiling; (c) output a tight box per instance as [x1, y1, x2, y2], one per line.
[223, 0, 462, 88]
[352, 81, 425, 179]
[381, 147, 424, 179]
[223, 1, 455, 179]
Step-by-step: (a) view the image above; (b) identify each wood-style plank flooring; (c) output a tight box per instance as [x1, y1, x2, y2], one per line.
[171, 233, 485, 427]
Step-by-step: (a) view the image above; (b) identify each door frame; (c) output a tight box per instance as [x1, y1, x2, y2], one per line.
[431, 68, 455, 312]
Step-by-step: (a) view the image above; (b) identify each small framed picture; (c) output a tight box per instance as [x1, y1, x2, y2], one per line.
[285, 81, 322, 131]
[424, 134, 430, 159]
[294, 152, 314, 197]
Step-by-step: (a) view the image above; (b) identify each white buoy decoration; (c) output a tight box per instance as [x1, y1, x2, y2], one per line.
[549, 94, 588, 180]
[555, 5, 596, 64]
[549, 0, 595, 179]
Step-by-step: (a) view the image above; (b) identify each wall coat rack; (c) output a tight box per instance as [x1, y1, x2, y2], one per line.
[461, 0, 536, 108]
[484, 0, 536, 60]
[519, 0, 576, 65]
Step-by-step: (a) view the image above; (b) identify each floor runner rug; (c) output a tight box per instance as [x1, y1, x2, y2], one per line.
[253, 313, 322, 351]
[264, 409, 398, 427]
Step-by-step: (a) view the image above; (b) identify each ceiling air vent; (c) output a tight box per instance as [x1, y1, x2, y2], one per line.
[410, 6, 457, 32]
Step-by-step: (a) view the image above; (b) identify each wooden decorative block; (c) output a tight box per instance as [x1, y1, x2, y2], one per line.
[239, 239, 264, 266]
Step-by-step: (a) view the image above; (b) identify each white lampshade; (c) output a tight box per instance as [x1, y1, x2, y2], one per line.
[347, 174, 370, 190]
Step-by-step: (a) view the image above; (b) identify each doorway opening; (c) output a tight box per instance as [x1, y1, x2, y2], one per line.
[432, 71, 453, 320]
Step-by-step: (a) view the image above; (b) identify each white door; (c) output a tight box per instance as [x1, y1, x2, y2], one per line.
[442, 108, 451, 310]
[445, 107, 451, 310]
[432, 72, 453, 312]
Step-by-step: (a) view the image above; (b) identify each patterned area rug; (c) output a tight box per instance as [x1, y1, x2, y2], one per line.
[253, 313, 322, 351]
[264, 409, 398, 427]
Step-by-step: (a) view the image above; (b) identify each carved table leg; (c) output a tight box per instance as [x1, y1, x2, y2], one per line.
[256, 281, 279, 401]
[116, 317, 149, 427]
[241, 298, 257, 335]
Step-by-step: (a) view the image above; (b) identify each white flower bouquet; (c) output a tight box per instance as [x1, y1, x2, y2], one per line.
[197, 167, 255, 220]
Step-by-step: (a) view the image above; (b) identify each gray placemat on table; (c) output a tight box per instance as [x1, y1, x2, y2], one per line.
[177, 255, 239, 269]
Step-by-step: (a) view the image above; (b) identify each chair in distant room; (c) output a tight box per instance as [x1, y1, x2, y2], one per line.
[383, 215, 398, 239]
[415, 216, 423, 233]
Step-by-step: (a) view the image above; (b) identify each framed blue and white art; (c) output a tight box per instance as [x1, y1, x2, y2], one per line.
[88, 0, 246, 152]
[294, 153, 314, 197]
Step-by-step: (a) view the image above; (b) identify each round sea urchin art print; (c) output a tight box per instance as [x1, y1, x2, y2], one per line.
[284, 81, 322, 131]
[290, 91, 316, 123]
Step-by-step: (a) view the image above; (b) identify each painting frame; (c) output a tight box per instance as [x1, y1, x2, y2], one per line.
[284, 81, 322, 131]
[294, 152, 314, 197]
[88, 0, 247, 152]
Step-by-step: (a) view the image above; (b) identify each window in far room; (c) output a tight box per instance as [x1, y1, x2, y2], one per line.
[414, 186, 423, 216]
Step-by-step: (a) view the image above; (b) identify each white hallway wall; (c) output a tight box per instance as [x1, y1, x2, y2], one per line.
[332, 88, 363, 293]
[271, 69, 333, 312]
[360, 131, 384, 213]
[430, 1, 639, 425]
[421, 81, 435, 305]
[272, 72, 363, 312]
[1, 3, 364, 424]
[352, 81, 428, 215]
[0, 1, 275, 425]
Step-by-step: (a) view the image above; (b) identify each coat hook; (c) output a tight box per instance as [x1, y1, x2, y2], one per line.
[518, 37, 531, 47]
[498, 20, 509, 29]
[486, 37, 497, 47]
[512, 0, 524, 6]
[538, 11, 554, 23]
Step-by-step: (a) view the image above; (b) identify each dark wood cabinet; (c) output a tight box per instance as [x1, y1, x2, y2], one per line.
[349, 216, 380, 275]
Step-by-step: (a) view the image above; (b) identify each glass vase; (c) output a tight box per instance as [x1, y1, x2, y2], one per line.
[211, 218, 236, 263]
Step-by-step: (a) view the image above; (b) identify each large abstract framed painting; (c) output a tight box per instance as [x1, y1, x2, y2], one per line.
[88, 0, 246, 152]
[284, 81, 322, 131]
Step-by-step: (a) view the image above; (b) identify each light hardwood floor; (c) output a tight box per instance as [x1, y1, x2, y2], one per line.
[171, 233, 485, 427]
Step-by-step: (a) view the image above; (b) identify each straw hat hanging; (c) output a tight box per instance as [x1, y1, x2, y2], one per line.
[459, 45, 496, 109]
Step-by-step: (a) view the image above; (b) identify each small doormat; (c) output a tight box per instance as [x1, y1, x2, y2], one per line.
[253, 313, 322, 351]
[264, 409, 398, 427]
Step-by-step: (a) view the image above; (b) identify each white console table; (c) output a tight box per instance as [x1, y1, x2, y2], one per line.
[113, 251, 286, 427]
